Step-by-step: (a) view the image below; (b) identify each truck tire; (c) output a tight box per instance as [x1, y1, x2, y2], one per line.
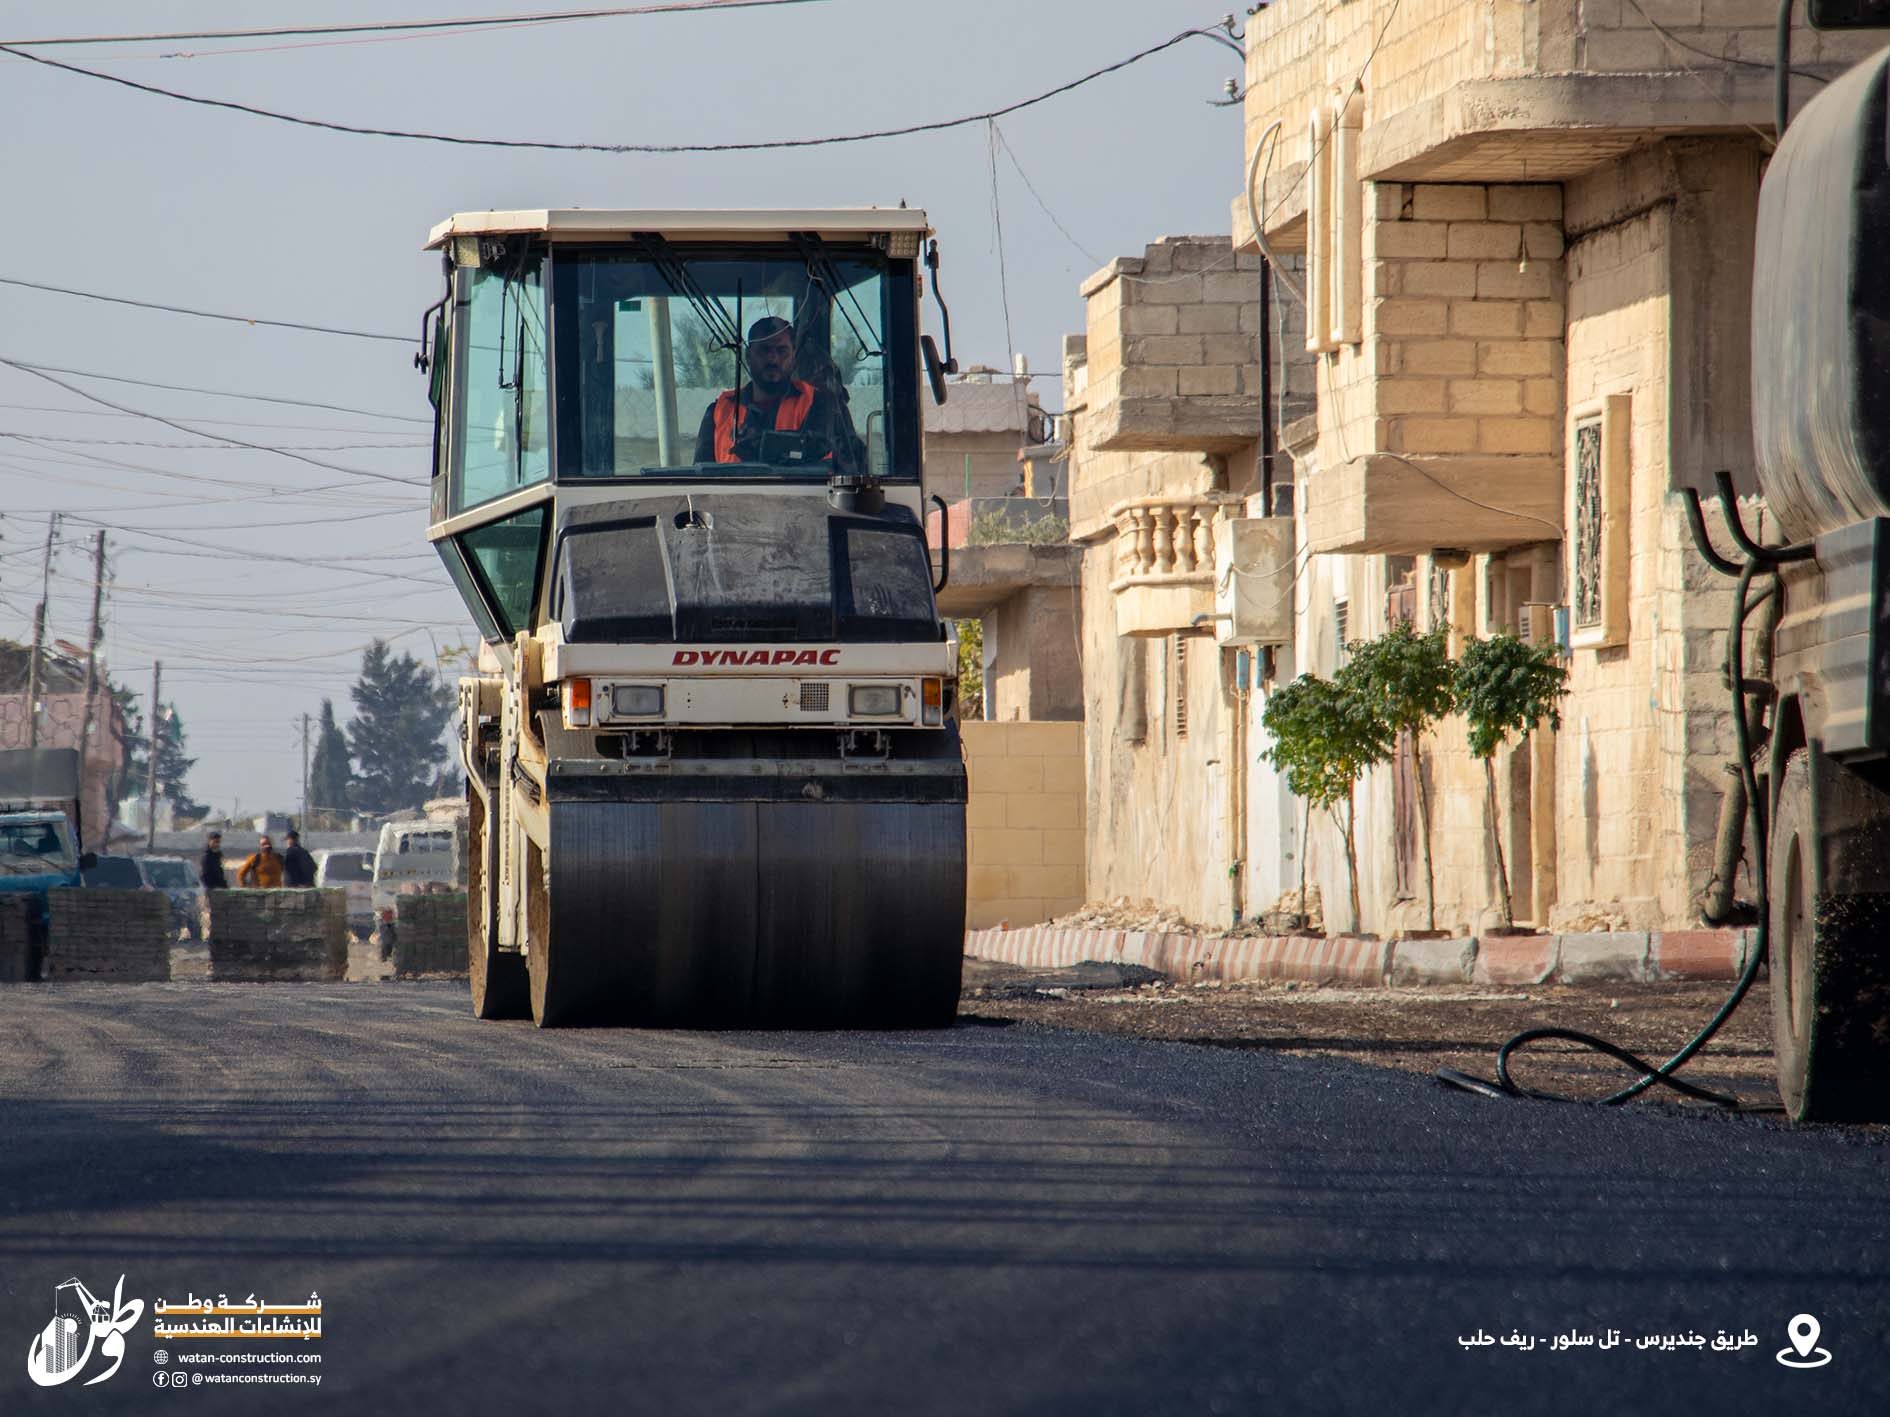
[1768, 747, 1890, 1121]
[467, 782, 527, 1020]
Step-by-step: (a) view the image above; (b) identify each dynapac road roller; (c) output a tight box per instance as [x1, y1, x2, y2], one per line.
[421, 209, 966, 1027]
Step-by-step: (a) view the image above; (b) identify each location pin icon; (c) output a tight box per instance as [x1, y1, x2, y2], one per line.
[1788, 1314, 1820, 1358]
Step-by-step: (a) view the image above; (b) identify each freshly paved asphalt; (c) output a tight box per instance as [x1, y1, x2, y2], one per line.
[2, 982, 1887, 1415]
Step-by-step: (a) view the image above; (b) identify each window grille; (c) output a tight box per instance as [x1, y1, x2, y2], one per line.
[1573, 417, 1603, 629]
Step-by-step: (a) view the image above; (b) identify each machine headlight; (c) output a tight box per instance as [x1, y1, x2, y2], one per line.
[612, 684, 664, 717]
[849, 685, 902, 716]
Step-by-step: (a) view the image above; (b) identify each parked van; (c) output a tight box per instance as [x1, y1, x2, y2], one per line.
[370, 822, 462, 921]
[314, 848, 375, 935]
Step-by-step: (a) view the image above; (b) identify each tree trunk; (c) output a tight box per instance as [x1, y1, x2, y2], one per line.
[1417, 735, 1436, 933]
[1298, 797, 1310, 927]
[1340, 784, 1361, 933]
[1484, 756, 1513, 929]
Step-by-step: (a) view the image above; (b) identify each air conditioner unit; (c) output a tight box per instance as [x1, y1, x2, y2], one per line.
[1214, 517, 1295, 647]
[1519, 601, 1561, 648]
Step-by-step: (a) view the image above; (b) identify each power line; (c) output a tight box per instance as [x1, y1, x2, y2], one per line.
[0, 357, 427, 489]
[2, 431, 424, 451]
[0, 26, 1227, 155]
[990, 123, 1102, 268]
[0, 358, 428, 422]
[0, 1, 821, 47]
[0, 274, 411, 343]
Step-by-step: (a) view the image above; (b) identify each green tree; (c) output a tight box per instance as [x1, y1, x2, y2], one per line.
[346, 641, 456, 816]
[308, 697, 354, 824]
[955, 619, 984, 721]
[1260, 668, 1394, 932]
[105, 678, 141, 811]
[1454, 634, 1570, 928]
[118, 690, 204, 821]
[1345, 622, 1455, 931]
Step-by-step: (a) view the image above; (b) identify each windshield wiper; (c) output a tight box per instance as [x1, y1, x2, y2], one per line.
[792, 233, 881, 363]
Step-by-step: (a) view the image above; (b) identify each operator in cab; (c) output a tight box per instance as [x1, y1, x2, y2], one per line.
[693, 316, 861, 474]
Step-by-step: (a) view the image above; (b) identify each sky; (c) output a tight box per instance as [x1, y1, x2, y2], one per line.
[0, 0, 1246, 819]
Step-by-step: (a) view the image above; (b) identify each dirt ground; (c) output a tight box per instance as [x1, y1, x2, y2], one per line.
[960, 957, 1784, 1111]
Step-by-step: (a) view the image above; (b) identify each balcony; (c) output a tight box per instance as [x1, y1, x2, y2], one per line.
[1301, 453, 1562, 556]
[1105, 496, 1238, 637]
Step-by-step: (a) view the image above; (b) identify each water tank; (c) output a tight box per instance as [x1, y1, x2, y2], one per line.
[1751, 48, 1890, 543]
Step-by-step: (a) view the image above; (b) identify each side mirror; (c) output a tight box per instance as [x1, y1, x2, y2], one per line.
[1807, 0, 1890, 26]
[921, 335, 949, 406]
[78, 852, 98, 872]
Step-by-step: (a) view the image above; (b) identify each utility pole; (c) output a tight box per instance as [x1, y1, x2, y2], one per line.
[301, 712, 311, 826]
[24, 512, 59, 748]
[77, 530, 106, 850]
[145, 661, 161, 852]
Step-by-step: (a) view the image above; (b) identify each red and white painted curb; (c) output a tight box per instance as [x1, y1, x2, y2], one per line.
[964, 924, 1760, 988]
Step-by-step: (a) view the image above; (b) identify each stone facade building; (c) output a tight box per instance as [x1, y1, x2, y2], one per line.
[1066, 2, 1883, 934]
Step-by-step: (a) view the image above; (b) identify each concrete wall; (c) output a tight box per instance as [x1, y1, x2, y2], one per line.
[963, 721, 1085, 929]
[987, 586, 1082, 722]
[925, 431, 1024, 502]
[208, 889, 347, 981]
[43, 888, 170, 981]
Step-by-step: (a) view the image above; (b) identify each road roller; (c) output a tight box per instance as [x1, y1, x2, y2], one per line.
[421, 209, 967, 1027]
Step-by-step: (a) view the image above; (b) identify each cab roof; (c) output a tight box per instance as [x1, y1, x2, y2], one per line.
[425, 208, 931, 249]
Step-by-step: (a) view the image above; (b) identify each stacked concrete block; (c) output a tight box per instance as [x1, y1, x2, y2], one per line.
[208, 889, 347, 981]
[0, 895, 37, 982]
[390, 893, 469, 978]
[43, 889, 171, 982]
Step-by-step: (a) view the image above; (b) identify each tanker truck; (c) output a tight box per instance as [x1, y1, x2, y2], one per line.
[1724, 7, 1890, 1120]
[421, 210, 966, 1028]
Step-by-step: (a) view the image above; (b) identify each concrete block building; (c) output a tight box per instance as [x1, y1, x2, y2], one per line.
[1067, 1, 1883, 934]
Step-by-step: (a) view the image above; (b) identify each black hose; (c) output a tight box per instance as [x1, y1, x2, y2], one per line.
[1437, 521, 1789, 1109]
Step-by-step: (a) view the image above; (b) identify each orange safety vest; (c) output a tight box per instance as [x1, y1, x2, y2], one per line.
[711, 381, 816, 463]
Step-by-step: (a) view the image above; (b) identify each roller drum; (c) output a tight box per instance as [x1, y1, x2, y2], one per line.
[531, 754, 965, 1027]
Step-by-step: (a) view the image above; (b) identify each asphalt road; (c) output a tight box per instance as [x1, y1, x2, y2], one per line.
[3, 982, 1888, 1415]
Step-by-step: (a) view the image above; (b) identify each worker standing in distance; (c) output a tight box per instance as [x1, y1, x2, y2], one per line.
[199, 831, 227, 891]
[692, 316, 861, 473]
[237, 835, 284, 889]
[281, 829, 316, 888]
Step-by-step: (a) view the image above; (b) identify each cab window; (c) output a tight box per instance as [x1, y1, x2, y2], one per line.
[451, 256, 549, 513]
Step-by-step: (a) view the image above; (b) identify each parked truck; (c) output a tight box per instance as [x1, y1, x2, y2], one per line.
[0, 748, 98, 977]
[1702, 2, 1890, 1121]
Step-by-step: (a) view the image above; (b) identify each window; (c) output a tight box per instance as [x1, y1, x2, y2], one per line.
[1569, 394, 1630, 649]
[319, 853, 371, 884]
[451, 259, 550, 514]
[458, 506, 547, 638]
[1303, 96, 1362, 354]
[0, 820, 74, 875]
[1333, 599, 1350, 663]
[552, 247, 913, 480]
